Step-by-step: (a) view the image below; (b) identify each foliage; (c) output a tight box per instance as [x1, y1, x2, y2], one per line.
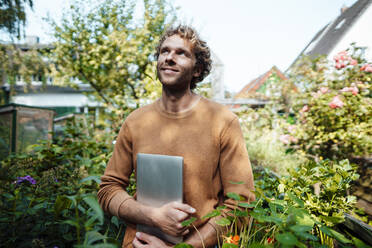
[0, 0, 33, 39]
[0, 116, 123, 247]
[182, 160, 364, 248]
[0, 116, 367, 247]
[48, 0, 175, 127]
[237, 107, 306, 175]
[194, 81, 213, 99]
[0, 44, 49, 99]
[280, 159, 359, 227]
[286, 46, 372, 161]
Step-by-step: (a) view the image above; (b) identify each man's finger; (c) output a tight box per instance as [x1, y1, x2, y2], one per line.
[172, 209, 189, 222]
[171, 202, 196, 214]
[136, 232, 160, 244]
[132, 237, 146, 248]
[182, 228, 190, 236]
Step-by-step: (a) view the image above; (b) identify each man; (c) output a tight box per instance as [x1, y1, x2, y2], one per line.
[98, 25, 255, 248]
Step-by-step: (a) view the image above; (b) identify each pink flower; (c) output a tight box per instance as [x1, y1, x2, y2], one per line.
[320, 87, 329, 94]
[360, 64, 372, 72]
[311, 91, 321, 98]
[340, 86, 359, 95]
[366, 66, 372, 73]
[329, 95, 344, 109]
[287, 125, 296, 134]
[301, 105, 309, 112]
[334, 51, 348, 62]
[349, 59, 358, 66]
[279, 134, 297, 145]
[335, 62, 345, 69]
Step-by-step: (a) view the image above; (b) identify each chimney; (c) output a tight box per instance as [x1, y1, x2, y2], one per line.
[341, 4, 348, 13]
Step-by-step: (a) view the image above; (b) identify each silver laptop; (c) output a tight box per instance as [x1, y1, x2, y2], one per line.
[136, 153, 183, 244]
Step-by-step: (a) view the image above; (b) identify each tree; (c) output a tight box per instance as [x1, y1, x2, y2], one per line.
[0, 43, 50, 105]
[0, 0, 33, 39]
[48, 0, 175, 125]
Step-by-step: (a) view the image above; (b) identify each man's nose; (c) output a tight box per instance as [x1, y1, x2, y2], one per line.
[165, 51, 175, 62]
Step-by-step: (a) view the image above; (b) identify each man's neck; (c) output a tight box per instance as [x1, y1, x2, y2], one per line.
[161, 86, 200, 113]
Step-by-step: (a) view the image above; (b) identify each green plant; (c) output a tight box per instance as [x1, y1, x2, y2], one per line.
[238, 108, 306, 175]
[0, 116, 123, 247]
[180, 160, 366, 248]
[289, 46, 372, 161]
[280, 159, 359, 227]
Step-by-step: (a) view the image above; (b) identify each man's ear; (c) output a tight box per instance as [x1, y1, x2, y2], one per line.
[193, 66, 201, 78]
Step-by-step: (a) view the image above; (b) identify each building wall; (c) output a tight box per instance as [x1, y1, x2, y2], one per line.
[329, 4, 372, 60]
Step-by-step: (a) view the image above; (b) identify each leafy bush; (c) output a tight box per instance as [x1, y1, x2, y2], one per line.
[0, 116, 123, 247]
[288, 46, 372, 161]
[238, 108, 306, 175]
[181, 160, 365, 248]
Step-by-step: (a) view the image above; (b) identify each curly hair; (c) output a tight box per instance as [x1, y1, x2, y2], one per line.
[155, 25, 212, 89]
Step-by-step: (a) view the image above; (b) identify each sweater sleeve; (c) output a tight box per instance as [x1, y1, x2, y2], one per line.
[219, 116, 255, 210]
[97, 122, 134, 217]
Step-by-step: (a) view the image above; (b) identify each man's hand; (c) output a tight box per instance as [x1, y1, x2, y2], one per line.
[151, 202, 196, 236]
[133, 232, 173, 248]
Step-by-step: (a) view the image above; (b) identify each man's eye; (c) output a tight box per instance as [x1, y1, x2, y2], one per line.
[161, 49, 169, 54]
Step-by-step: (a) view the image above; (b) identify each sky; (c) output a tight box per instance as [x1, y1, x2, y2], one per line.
[20, 0, 359, 92]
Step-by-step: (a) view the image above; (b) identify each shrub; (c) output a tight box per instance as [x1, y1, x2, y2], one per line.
[238, 108, 306, 175]
[0, 116, 123, 247]
[289, 46, 372, 161]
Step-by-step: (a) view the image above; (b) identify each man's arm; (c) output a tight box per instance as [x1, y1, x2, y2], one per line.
[118, 198, 195, 237]
[184, 116, 256, 248]
[183, 218, 220, 248]
[183, 116, 255, 248]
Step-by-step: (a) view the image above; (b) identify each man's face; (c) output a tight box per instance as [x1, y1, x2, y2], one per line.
[157, 35, 199, 90]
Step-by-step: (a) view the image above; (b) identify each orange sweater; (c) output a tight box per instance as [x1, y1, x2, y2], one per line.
[98, 97, 255, 247]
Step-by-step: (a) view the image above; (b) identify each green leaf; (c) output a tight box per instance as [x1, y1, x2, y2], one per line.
[83, 195, 104, 225]
[174, 243, 194, 248]
[289, 225, 313, 233]
[264, 215, 283, 224]
[318, 225, 350, 243]
[329, 228, 351, 244]
[270, 199, 286, 206]
[111, 216, 119, 228]
[80, 175, 101, 184]
[63, 219, 79, 227]
[295, 232, 318, 241]
[217, 206, 227, 210]
[237, 202, 255, 208]
[222, 243, 239, 248]
[287, 192, 304, 207]
[215, 218, 231, 226]
[247, 243, 270, 248]
[181, 217, 197, 227]
[275, 232, 298, 246]
[228, 180, 245, 185]
[226, 192, 241, 201]
[84, 231, 106, 245]
[202, 210, 221, 219]
[54, 195, 72, 217]
[352, 236, 370, 248]
[234, 209, 248, 217]
[291, 208, 314, 226]
[319, 225, 333, 237]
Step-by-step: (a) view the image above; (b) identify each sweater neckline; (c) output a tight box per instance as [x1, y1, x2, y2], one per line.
[155, 96, 202, 119]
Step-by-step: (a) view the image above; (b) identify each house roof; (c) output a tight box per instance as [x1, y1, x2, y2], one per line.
[3, 84, 93, 94]
[234, 66, 287, 99]
[288, 0, 372, 70]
